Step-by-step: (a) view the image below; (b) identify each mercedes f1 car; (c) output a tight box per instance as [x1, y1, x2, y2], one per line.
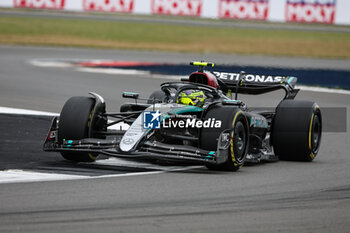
[44, 62, 322, 171]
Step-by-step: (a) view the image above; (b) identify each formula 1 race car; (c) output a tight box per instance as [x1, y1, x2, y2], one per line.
[44, 62, 322, 171]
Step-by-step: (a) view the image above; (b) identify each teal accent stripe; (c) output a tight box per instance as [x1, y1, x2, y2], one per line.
[287, 77, 294, 84]
[169, 106, 203, 115]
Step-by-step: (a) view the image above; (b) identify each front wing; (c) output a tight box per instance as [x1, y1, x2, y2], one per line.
[43, 117, 230, 165]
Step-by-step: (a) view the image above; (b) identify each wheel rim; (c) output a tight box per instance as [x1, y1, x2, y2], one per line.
[233, 121, 247, 162]
[311, 114, 321, 153]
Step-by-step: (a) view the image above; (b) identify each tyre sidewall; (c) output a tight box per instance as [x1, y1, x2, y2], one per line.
[58, 96, 97, 162]
[201, 104, 249, 171]
[272, 100, 322, 161]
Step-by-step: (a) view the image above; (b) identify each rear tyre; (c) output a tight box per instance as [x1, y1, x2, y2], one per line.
[201, 104, 249, 171]
[147, 90, 167, 104]
[58, 96, 97, 162]
[272, 100, 322, 161]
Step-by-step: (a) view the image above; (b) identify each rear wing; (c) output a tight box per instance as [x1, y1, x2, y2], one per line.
[188, 62, 299, 99]
[212, 71, 299, 99]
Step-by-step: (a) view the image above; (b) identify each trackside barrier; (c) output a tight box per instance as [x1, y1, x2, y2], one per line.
[1, 0, 350, 25]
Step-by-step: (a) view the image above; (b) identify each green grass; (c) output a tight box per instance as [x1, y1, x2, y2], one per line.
[1, 15, 350, 59]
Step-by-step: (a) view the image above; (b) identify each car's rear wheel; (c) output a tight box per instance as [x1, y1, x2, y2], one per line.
[272, 100, 322, 161]
[200, 104, 249, 171]
[58, 96, 99, 162]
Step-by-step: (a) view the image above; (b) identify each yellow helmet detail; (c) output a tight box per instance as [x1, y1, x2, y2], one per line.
[177, 89, 206, 107]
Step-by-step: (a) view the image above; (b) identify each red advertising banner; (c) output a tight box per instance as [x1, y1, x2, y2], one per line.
[151, 0, 203, 16]
[285, 0, 336, 24]
[83, 0, 134, 13]
[219, 0, 269, 20]
[14, 0, 65, 9]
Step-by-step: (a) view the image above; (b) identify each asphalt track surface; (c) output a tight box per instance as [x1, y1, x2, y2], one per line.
[1, 45, 350, 233]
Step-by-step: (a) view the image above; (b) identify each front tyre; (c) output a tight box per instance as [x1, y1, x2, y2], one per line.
[201, 105, 249, 171]
[147, 90, 167, 104]
[58, 96, 98, 162]
[272, 100, 322, 161]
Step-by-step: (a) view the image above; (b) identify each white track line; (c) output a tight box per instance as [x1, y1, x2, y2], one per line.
[77, 67, 186, 80]
[94, 157, 200, 171]
[30, 60, 74, 68]
[0, 170, 88, 184]
[0, 165, 202, 184]
[296, 85, 350, 95]
[77, 67, 150, 76]
[0, 106, 128, 130]
[0, 106, 58, 116]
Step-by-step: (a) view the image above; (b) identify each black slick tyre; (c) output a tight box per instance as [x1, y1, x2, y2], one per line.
[201, 104, 249, 171]
[272, 100, 322, 161]
[147, 90, 166, 104]
[58, 96, 97, 162]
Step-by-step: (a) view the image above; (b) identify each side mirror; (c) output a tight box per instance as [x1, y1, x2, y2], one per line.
[122, 92, 139, 99]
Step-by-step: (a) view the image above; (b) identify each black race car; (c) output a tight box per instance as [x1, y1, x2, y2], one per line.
[44, 62, 322, 171]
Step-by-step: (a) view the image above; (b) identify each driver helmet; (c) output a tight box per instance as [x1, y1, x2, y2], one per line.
[177, 89, 206, 107]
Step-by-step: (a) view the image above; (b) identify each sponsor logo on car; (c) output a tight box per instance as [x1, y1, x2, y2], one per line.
[14, 0, 65, 9]
[83, 0, 134, 13]
[122, 138, 135, 145]
[213, 72, 287, 83]
[219, 0, 269, 20]
[285, 0, 336, 24]
[151, 0, 203, 16]
[250, 116, 268, 128]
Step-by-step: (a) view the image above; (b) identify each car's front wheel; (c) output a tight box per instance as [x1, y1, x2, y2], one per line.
[58, 96, 101, 162]
[200, 104, 249, 171]
[147, 90, 167, 104]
